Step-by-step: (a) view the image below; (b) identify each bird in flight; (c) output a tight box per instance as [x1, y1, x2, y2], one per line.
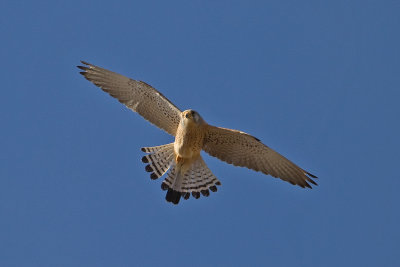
[78, 61, 317, 204]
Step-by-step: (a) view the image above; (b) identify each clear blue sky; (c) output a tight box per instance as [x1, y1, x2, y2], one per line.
[1, 0, 399, 266]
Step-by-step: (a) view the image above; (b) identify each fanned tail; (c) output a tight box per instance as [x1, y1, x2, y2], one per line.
[161, 156, 221, 204]
[141, 145, 221, 205]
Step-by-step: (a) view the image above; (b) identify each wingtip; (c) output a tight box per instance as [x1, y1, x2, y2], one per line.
[306, 171, 318, 179]
[305, 171, 318, 188]
[308, 178, 318, 186]
[80, 60, 90, 65]
[295, 176, 317, 189]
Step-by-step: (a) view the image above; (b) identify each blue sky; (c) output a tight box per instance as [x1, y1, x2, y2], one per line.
[1, 0, 399, 266]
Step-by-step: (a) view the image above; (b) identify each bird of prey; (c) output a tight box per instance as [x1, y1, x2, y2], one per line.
[78, 61, 317, 205]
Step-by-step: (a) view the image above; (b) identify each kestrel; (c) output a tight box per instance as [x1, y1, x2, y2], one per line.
[78, 61, 317, 204]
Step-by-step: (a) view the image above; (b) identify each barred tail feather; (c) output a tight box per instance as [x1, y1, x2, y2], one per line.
[141, 143, 174, 180]
[141, 143, 174, 154]
[181, 157, 221, 195]
[161, 156, 221, 204]
[163, 164, 183, 204]
[141, 145, 221, 205]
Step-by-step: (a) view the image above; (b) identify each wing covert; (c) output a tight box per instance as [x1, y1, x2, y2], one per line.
[78, 61, 182, 136]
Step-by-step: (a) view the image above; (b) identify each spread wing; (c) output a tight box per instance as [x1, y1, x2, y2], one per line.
[78, 61, 182, 136]
[203, 125, 317, 188]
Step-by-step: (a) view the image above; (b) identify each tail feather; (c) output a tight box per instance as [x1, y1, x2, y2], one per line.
[141, 144, 172, 153]
[142, 144, 221, 205]
[165, 188, 181, 205]
[141, 143, 174, 180]
[163, 166, 176, 188]
[181, 158, 221, 192]
[161, 157, 221, 203]
[162, 164, 183, 204]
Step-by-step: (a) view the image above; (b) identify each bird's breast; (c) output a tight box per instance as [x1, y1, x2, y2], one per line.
[174, 122, 204, 159]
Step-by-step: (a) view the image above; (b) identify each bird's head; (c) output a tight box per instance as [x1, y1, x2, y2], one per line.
[181, 109, 204, 125]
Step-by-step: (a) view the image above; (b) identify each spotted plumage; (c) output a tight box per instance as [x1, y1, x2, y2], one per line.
[78, 61, 318, 205]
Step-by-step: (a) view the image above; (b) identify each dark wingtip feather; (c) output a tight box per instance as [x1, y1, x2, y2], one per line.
[183, 193, 190, 200]
[150, 173, 158, 180]
[308, 178, 318, 186]
[306, 171, 318, 178]
[141, 156, 149, 163]
[77, 65, 88, 71]
[80, 60, 90, 65]
[215, 181, 221, 186]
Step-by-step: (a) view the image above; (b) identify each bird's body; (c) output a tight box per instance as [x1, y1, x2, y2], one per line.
[78, 61, 318, 205]
[174, 110, 205, 163]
